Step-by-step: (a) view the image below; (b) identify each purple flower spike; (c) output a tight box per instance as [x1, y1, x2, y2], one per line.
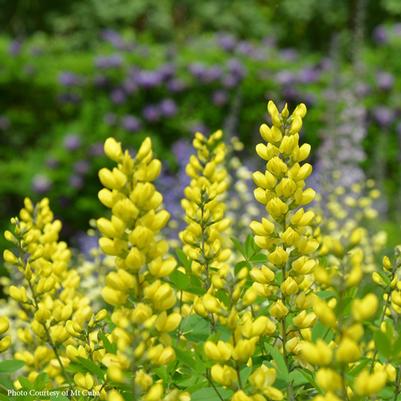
[32, 174, 52, 194]
[122, 115, 141, 132]
[64, 134, 81, 151]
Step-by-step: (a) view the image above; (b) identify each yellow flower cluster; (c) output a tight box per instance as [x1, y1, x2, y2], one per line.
[98, 137, 188, 401]
[180, 130, 283, 401]
[180, 130, 231, 295]
[0, 315, 11, 352]
[3, 198, 101, 392]
[250, 101, 319, 394]
[302, 243, 385, 399]
[319, 179, 386, 273]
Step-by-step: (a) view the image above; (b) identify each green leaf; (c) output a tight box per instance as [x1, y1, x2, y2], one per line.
[50, 395, 70, 401]
[264, 343, 289, 383]
[174, 346, 205, 373]
[170, 269, 191, 291]
[0, 360, 24, 373]
[75, 357, 105, 380]
[176, 249, 191, 270]
[98, 331, 117, 354]
[374, 330, 392, 358]
[181, 315, 210, 342]
[191, 387, 231, 401]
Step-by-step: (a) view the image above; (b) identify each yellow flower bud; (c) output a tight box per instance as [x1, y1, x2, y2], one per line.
[104, 137, 123, 162]
[74, 372, 94, 390]
[0, 317, 10, 335]
[315, 368, 342, 392]
[336, 337, 360, 363]
[270, 300, 288, 319]
[281, 277, 298, 296]
[268, 247, 288, 266]
[211, 364, 237, 387]
[352, 294, 378, 321]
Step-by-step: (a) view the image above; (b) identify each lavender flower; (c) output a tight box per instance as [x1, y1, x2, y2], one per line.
[159, 99, 177, 117]
[110, 88, 126, 104]
[69, 175, 84, 189]
[122, 115, 141, 132]
[372, 107, 394, 127]
[95, 54, 123, 69]
[64, 134, 81, 151]
[135, 70, 163, 88]
[372, 25, 388, 44]
[32, 174, 52, 193]
[9, 40, 22, 56]
[59, 72, 81, 87]
[89, 142, 104, 157]
[167, 79, 186, 92]
[216, 33, 237, 51]
[74, 160, 90, 175]
[142, 106, 160, 123]
[376, 71, 394, 91]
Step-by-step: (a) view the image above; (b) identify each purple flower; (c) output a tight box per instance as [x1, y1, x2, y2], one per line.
[172, 140, 193, 168]
[159, 99, 177, 117]
[101, 30, 125, 49]
[298, 68, 320, 84]
[142, 106, 160, 123]
[69, 175, 84, 189]
[372, 26, 388, 44]
[280, 48, 298, 61]
[95, 54, 123, 69]
[64, 134, 81, 151]
[222, 74, 239, 88]
[32, 174, 52, 193]
[74, 160, 90, 175]
[0, 116, 10, 130]
[59, 72, 81, 87]
[159, 63, 176, 80]
[9, 40, 22, 56]
[227, 59, 246, 78]
[167, 79, 186, 92]
[122, 115, 141, 132]
[276, 71, 296, 86]
[216, 34, 237, 51]
[110, 88, 126, 104]
[237, 41, 253, 56]
[135, 70, 163, 88]
[212, 90, 228, 106]
[202, 66, 223, 83]
[376, 71, 394, 91]
[188, 63, 207, 79]
[89, 142, 104, 157]
[122, 77, 137, 94]
[373, 107, 394, 127]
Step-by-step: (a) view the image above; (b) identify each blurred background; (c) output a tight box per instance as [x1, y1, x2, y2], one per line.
[1, 0, 401, 253]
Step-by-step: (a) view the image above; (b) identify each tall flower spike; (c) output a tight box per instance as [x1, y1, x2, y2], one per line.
[98, 137, 187, 401]
[3, 198, 100, 393]
[250, 101, 319, 396]
[179, 130, 231, 316]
